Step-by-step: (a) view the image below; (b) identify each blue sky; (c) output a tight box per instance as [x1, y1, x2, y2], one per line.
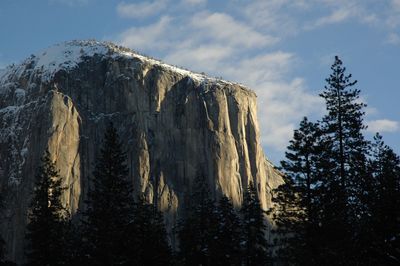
[0, 0, 399, 164]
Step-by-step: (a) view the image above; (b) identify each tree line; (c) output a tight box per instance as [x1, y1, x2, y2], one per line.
[0, 56, 398, 265]
[17, 124, 270, 266]
[270, 56, 400, 265]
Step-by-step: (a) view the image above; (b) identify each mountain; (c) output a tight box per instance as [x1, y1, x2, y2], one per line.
[0, 40, 283, 263]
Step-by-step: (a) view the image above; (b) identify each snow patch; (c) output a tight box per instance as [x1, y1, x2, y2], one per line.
[113, 47, 237, 86]
[0, 98, 39, 187]
[0, 40, 108, 85]
[0, 40, 245, 90]
[89, 112, 120, 123]
[0, 105, 24, 186]
[34, 40, 109, 82]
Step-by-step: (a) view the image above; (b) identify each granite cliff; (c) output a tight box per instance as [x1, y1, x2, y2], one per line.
[0, 40, 283, 263]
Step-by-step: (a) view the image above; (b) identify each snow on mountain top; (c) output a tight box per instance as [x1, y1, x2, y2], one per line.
[0, 40, 108, 84]
[34, 40, 109, 81]
[1, 40, 242, 88]
[112, 46, 210, 83]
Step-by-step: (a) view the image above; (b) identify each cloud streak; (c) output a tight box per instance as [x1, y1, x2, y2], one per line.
[119, 16, 173, 50]
[305, 8, 353, 30]
[117, 0, 167, 19]
[386, 33, 400, 45]
[190, 12, 278, 49]
[48, 0, 90, 6]
[368, 119, 399, 133]
[181, 0, 207, 6]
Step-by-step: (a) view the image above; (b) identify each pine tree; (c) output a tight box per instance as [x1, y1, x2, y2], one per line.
[178, 176, 217, 266]
[81, 123, 134, 265]
[320, 55, 367, 190]
[271, 117, 327, 265]
[62, 221, 82, 265]
[367, 134, 400, 265]
[269, 56, 399, 265]
[127, 195, 172, 266]
[318, 56, 369, 264]
[209, 195, 242, 266]
[25, 150, 69, 266]
[241, 182, 270, 266]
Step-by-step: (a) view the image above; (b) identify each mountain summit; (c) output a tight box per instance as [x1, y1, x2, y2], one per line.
[0, 40, 282, 263]
[1, 40, 240, 85]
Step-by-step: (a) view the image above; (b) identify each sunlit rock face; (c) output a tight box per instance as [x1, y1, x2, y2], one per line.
[0, 40, 283, 263]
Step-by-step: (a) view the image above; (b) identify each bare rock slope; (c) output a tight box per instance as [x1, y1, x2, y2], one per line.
[0, 40, 283, 262]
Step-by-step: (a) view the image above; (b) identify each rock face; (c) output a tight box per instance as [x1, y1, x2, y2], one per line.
[0, 40, 283, 263]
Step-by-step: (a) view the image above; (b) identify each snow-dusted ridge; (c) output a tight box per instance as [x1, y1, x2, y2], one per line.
[0, 40, 247, 89]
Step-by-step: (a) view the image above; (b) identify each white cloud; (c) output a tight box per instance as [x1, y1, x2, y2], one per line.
[222, 52, 295, 85]
[256, 78, 323, 151]
[117, 0, 167, 19]
[392, 0, 400, 10]
[240, 0, 398, 39]
[241, 0, 381, 38]
[49, 0, 90, 6]
[385, 0, 400, 28]
[303, 1, 380, 31]
[386, 33, 400, 45]
[305, 8, 352, 30]
[164, 45, 234, 72]
[190, 12, 278, 49]
[119, 16, 173, 50]
[181, 0, 206, 5]
[118, 11, 278, 68]
[367, 119, 399, 133]
[242, 0, 299, 36]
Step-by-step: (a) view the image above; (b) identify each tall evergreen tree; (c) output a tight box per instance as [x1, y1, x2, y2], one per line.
[63, 220, 83, 265]
[271, 117, 327, 265]
[318, 56, 369, 264]
[81, 123, 134, 265]
[367, 134, 400, 265]
[209, 195, 242, 266]
[127, 195, 172, 266]
[270, 56, 399, 265]
[319, 55, 367, 190]
[25, 150, 69, 266]
[178, 176, 217, 266]
[241, 182, 270, 266]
